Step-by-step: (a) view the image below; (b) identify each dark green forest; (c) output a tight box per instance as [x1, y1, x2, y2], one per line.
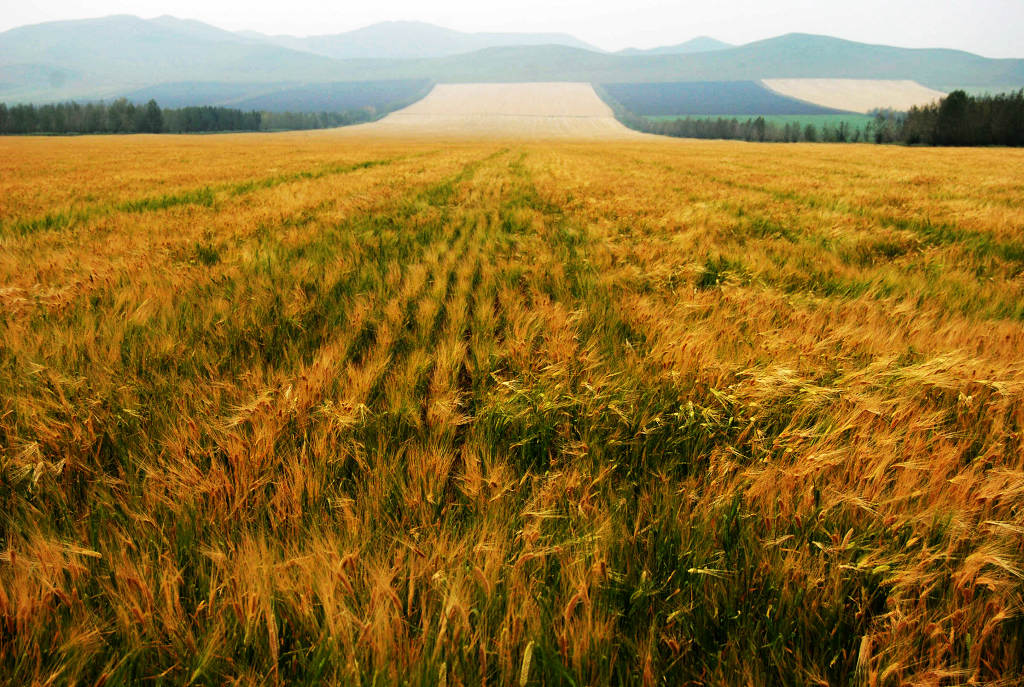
[902, 90, 1024, 145]
[0, 98, 376, 135]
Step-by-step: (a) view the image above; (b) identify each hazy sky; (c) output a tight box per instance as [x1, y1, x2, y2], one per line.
[2, 0, 1022, 58]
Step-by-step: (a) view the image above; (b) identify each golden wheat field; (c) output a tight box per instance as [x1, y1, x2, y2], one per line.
[2, 131, 1024, 686]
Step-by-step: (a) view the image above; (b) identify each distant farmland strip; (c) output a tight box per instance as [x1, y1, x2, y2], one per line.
[602, 81, 849, 116]
[762, 79, 946, 114]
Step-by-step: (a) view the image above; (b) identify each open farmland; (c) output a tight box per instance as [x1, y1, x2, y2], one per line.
[762, 79, 947, 113]
[358, 82, 640, 138]
[2, 132, 1024, 685]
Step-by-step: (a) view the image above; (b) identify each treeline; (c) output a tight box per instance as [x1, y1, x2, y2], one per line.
[634, 115, 878, 143]
[0, 99, 257, 134]
[163, 106, 261, 133]
[0, 98, 377, 135]
[903, 90, 1024, 146]
[259, 110, 373, 131]
[622, 90, 1024, 146]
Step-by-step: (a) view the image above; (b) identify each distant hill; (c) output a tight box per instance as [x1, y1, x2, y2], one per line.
[618, 37, 732, 56]
[146, 15, 262, 45]
[0, 15, 353, 101]
[246, 21, 600, 60]
[1, 16, 1022, 106]
[715, 34, 1024, 92]
[301, 40, 1024, 90]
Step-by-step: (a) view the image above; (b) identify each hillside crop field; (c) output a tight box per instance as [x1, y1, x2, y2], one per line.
[602, 81, 845, 116]
[362, 83, 637, 138]
[2, 132, 1024, 685]
[761, 79, 947, 114]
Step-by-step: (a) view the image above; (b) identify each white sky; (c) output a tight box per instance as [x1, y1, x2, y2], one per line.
[2, 0, 1022, 58]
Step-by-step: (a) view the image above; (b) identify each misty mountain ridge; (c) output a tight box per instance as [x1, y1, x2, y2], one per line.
[1, 15, 1022, 105]
[244, 21, 601, 59]
[618, 37, 733, 56]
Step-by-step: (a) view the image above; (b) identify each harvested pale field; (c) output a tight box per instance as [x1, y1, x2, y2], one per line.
[763, 78, 947, 113]
[351, 82, 643, 138]
[3, 132, 1024, 686]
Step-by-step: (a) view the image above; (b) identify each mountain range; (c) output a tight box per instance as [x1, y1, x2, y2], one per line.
[617, 37, 733, 56]
[1, 15, 1022, 106]
[241, 20, 600, 59]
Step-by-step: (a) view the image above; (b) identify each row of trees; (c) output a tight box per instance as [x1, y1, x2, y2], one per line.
[624, 90, 1023, 146]
[163, 106, 261, 133]
[0, 99, 377, 135]
[637, 116, 876, 143]
[0, 99, 165, 134]
[259, 110, 373, 131]
[903, 90, 1024, 146]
